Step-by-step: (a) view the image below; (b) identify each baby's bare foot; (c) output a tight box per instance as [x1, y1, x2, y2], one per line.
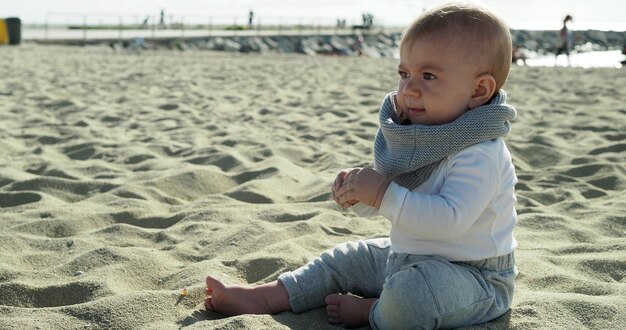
[325, 294, 376, 328]
[205, 276, 290, 316]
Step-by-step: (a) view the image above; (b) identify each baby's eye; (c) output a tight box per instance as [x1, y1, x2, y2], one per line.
[423, 73, 436, 80]
[398, 71, 409, 79]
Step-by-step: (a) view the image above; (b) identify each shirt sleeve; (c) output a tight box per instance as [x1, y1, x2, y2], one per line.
[377, 146, 500, 240]
[350, 202, 379, 218]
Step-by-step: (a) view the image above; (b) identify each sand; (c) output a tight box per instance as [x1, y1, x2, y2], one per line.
[0, 44, 624, 329]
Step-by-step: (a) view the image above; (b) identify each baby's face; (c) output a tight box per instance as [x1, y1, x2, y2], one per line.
[395, 32, 481, 125]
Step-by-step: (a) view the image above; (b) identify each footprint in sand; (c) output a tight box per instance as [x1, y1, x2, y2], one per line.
[589, 143, 626, 155]
[159, 104, 179, 111]
[0, 281, 109, 308]
[0, 192, 42, 208]
[223, 257, 288, 283]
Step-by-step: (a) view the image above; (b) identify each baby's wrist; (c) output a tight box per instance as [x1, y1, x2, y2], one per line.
[374, 181, 391, 209]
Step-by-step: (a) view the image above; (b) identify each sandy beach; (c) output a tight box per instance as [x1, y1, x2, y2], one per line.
[0, 44, 625, 329]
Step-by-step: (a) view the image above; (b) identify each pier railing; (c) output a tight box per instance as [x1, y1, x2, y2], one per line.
[27, 12, 392, 41]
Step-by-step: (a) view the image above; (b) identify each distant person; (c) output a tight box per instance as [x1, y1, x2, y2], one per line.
[248, 10, 254, 29]
[204, 2, 518, 329]
[362, 13, 374, 28]
[555, 15, 574, 66]
[353, 34, 364, 56]
[512, 44, 528, 65]
[159, 9, 165, 27]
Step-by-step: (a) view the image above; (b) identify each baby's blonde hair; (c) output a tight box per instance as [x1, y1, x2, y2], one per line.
[400, 2, 512, 91]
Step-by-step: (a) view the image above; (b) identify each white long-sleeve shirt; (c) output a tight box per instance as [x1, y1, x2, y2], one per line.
[353, 138, 518, 261]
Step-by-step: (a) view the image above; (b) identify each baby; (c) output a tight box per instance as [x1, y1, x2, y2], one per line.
[206, 2, 518, 328]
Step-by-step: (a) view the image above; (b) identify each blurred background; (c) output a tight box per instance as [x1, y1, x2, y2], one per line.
[2, 0, 625, 67]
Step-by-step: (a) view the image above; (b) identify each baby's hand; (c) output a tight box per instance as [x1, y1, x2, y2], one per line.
[332, 168, 360, 208]
[335, 168, 390, 209]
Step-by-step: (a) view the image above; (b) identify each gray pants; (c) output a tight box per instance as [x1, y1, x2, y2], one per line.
[278, 238, 516, 329]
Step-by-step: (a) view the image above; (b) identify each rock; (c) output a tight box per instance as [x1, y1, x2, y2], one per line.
[222, 38, 242, 52]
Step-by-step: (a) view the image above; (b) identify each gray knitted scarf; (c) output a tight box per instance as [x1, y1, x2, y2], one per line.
[374, 90, 516, 190]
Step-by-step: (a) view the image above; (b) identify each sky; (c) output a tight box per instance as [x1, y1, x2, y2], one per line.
[3, 0, 625, 31]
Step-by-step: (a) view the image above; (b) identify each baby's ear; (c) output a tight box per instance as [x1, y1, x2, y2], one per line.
[469, 74, 496, 109]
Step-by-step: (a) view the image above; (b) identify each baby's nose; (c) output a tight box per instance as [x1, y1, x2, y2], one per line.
[402, 80, 421, 98]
